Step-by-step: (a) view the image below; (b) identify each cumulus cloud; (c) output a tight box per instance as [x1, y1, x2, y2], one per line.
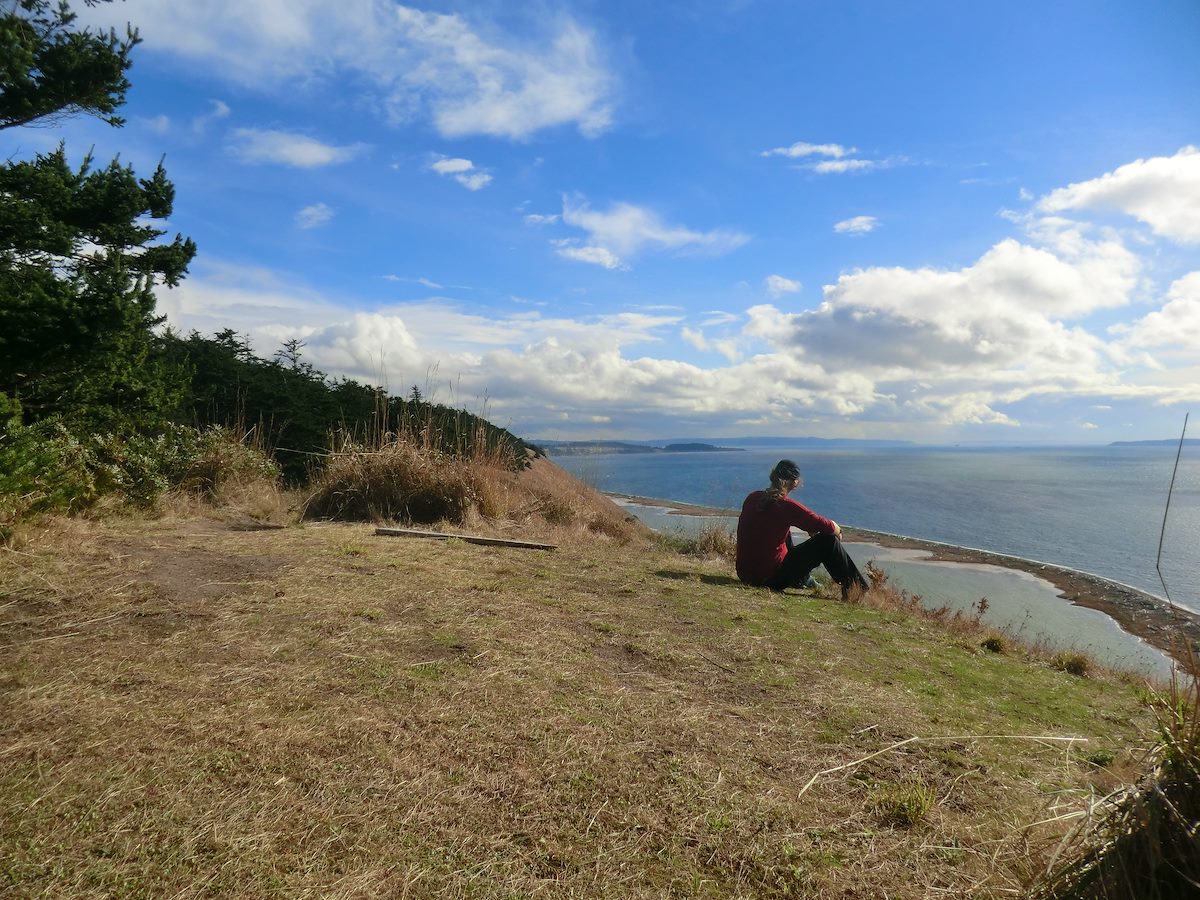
[1114, 272, 1200, 350]
[555, 197, 749, 268]
[1038, 146, 1200, 244]
[764, 274, 801, 297]
[834, 215, 878, 235]
[761, 141, 854, 159]
[80, 1, 616, 141]
[754, 229, 1150, 424]
[151, 143, 1200, 437]
[228, 128, 367, 167]
[392, 7, 614, 139]
[430, 156, 492, 190]
[681, 326, 739, 362]
[156, 214, 1192, 438]
[295, 202, 334, 229]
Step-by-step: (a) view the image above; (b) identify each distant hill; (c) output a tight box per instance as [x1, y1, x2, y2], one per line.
[684, 436, 914, 448]
[538, 440, 742, 457]
[536, 436, 913, 455]
[1109, 439, 1200, 447]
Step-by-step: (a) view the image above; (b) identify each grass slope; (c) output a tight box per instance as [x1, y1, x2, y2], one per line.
[1, 515, 1155, 898]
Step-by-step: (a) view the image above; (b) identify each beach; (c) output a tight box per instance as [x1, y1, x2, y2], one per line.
[610, 492, 1200, 668]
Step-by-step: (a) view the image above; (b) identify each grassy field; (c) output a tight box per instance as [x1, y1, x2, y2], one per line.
[1, 509, 1161, 898]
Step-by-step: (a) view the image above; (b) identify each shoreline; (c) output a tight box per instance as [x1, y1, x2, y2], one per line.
[608, 492, 1200, 668]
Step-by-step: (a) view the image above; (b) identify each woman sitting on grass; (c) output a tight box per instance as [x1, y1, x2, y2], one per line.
[735, 459, 868, 600]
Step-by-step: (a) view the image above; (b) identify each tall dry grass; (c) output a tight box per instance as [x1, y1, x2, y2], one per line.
[1028, 649, 1200, 899]
[301, 438, 505, 525]
[300, 405, 644, 543]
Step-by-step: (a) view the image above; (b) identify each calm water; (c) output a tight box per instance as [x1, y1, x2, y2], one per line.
[557, 445, 1200, 612]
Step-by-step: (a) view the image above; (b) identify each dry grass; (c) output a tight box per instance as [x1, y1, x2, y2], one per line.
[300, 427, 644, 549]
[0, 502, 1159, 898]
[1028, 649, 1200, 899]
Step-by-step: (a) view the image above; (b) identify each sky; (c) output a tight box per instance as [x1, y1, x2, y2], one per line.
[8, 0, 1200, 444]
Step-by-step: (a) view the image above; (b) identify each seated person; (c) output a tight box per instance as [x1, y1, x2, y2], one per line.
[736, 459, 868, 600]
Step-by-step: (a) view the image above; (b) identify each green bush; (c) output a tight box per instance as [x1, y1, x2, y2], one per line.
[0, 419, 281, 529]
[0, 417, 98, 529]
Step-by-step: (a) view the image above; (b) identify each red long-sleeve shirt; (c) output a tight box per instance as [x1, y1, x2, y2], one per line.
[735, 491, 836, 585]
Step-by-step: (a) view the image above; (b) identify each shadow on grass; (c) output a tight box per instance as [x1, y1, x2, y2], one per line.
[654, 569, 742, 588]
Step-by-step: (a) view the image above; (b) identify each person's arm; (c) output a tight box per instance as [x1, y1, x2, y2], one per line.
[784, 497, 837, 536]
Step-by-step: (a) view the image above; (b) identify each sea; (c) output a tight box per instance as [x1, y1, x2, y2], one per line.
[553, 444, 1200, 678]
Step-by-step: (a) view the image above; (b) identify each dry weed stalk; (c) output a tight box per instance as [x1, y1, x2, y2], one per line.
[1029, 653, 1200, 899]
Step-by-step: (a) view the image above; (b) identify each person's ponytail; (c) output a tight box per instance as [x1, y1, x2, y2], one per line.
[759, 459, 802, 509]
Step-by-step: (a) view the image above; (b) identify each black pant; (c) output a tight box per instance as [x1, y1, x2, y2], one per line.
[765, 532, 868, 593]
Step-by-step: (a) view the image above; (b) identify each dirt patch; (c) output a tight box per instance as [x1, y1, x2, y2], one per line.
[109, 519, 291, 606]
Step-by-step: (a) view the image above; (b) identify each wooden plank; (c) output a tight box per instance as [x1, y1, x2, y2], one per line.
[374, 527, 557, 551]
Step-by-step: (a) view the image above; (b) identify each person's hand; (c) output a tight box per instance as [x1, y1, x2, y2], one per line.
[830, 520, 842, 538]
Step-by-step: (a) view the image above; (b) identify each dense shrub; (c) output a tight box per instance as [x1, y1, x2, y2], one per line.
[0, 417, 98, 530]
[0, 417, 280, 532]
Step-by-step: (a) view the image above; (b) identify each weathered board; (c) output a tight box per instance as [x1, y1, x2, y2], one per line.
[374, 527, 557, 551]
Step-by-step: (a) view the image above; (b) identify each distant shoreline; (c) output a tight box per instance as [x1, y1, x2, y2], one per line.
[608, 492, 1200, 669]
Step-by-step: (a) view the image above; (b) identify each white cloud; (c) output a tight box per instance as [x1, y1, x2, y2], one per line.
[760, 142, 899, 175]
[552, 242, 623, 269]
[228, 128, 367, 167]
[143, 114, 171, 134]
[429, 156, 492, 190]
[393, 7, 615, 139]
[1115, 272, 1200, 350]
[430, 157, 474, 175]
[701, 311, 740, 327]
[1037, 146, 1200, 244]
[382, 275, 445, 289]
[761, 141, 854, 159]
[83, 2, 616, 141]
[813, 158, 880, 174]
[681, 326, 738, 362]
[295, 203, 334, 229]
[764, 274, 801, 297]
[834, 215, 879, 235]
[155, 219, 1192, 438]
[192, 99, 231, 133]
[761, 231, 1146, 424]
[524, 213, 560, 225]
[555, 197, 749, 268]
[456, 172, 492, 191]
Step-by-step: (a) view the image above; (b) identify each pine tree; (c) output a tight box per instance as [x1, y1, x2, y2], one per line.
[0, 0, 196, 430]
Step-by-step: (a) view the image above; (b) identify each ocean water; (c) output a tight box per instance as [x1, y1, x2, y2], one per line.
[557, 445, 1200, 610]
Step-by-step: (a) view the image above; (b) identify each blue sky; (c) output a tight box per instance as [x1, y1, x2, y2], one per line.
[9, 0, 1199, 443]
